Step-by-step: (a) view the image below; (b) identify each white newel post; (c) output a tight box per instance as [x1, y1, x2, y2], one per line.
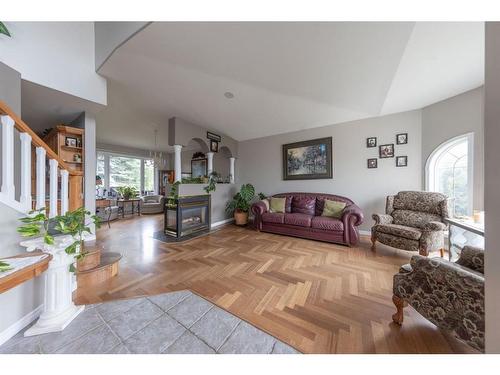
[229, 157, 236, 184]
[1, 115, 15, 200]
[20, 235, 86, 336]
[206, 152, 214, 176]
[174, 144, 182, 182]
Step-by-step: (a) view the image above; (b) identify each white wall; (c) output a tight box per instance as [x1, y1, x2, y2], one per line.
[94, 22, 150, 71]
[422, 87, 484, 210]
[484, 22, 500, 354]
[0, 22, 106, 105]
[238, 110, 422, 232]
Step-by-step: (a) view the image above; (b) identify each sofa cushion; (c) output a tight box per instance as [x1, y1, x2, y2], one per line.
[270, 197, 286, 213]
[321, 199, 346, 218]
[291, 196, 316, 215]
[262, 212, 285, 224]
[392, 209, 443, 230]
[375, 223, 422, 240]
[284, 213, 312, 227]
[311, 216, 344, 231]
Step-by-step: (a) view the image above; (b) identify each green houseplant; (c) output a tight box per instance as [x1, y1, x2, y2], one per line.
[0, 22, 10, 37]
[226, 183, 262, 225]
[117, 185, 138, 200]
[17, 207, 100, 272]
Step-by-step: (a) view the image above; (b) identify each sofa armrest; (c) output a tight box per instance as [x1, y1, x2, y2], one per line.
[341, 204, 364, 226]
[423, 221, 447, 231]
[393, 254, 484, 352]
[372, 213, 393, 225]
[457, 246, 484, 274]
[251, 200, 268, 216]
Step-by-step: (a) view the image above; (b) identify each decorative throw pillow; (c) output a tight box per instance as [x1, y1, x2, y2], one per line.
[291, 196, 316, 215]
[322, 199, 346, 218]
[269, 197, 286, 213]
[261, 198, 270, 212]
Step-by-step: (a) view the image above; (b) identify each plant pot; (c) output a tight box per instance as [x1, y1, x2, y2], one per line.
[234, 210, 249, 226]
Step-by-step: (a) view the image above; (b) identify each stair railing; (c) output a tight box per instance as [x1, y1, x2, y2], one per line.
[0, 100, 83, 216]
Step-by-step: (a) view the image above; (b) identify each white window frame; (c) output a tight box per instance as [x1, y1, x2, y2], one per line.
[96, 151, 157, 195]
[425, 132, 474, 216]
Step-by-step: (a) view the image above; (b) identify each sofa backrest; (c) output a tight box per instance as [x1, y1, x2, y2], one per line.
[272, 192, 354, 216]
[143, 195, 162, 203]
[388, 191, 449, 228]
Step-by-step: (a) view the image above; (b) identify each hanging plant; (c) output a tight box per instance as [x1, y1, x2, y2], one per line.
[0, 22, 11, 37]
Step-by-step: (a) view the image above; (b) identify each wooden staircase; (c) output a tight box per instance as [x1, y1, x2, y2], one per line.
[76, 243, 122, 287]
[0, 100, 122, 287]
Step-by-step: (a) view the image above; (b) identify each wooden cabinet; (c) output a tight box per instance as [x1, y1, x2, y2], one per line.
[40, 125, 84, 210]
[43, 125, 84, 174]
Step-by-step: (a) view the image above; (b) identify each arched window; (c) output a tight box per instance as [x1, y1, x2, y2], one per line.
[425, 133, 473, 217]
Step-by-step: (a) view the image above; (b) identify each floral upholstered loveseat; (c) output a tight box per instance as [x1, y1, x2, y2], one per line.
[392, 246, 485, 352]
[371, 191, 449, 256]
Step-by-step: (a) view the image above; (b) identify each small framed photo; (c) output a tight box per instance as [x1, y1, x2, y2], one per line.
[396, 156, 408, 167]
[367, 158, 378, 169]
[379, 144, 394, 158]
[366, 137, 377, 148]
[396, 133, 408, 145]
[65, 137, 77, 147]
[210, 139, 219, 153]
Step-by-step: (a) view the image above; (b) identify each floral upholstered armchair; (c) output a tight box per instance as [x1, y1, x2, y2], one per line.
[371, 191, 449, 256]
[392, 246, 485, 352]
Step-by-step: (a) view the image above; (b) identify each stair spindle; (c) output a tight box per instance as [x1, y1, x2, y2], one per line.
[49, 159, 58, 218]
[1, 115, 15, 200]
[35, 147, 46, 210]
[19, 132, 32, 211]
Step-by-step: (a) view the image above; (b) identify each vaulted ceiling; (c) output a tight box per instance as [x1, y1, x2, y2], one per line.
[98, 22, 484, 142]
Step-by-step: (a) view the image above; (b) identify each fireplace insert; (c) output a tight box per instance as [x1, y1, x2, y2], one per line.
[164, 194, 211, 238]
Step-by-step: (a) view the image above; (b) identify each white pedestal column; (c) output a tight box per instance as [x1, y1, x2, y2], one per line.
[206, 152, 214, 176]
[20, 235, 84, 337]
[229, 157, 236, 184]
[174, 144, 182, 182]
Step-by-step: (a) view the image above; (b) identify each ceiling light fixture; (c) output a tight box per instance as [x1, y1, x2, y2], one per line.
[224, 91, 235, 99]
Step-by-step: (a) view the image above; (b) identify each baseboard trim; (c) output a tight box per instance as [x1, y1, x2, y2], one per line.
[211, 218, 234, 228]
[359, 230, 371, 236]
[0, 305, 43, 347]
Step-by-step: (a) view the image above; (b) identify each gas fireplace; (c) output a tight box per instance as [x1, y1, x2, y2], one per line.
[164, 195, 211, 239]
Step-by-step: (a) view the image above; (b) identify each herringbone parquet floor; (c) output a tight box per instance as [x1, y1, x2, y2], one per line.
[75, 215, 475, 354]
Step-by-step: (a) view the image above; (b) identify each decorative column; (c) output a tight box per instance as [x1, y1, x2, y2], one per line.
[229, 157, 236, 184]
[174, 144, 182, 182]
[20, 234, 87, 336]
[206, 152, 214, 176]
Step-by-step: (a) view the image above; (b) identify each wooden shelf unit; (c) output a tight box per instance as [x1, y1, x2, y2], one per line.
[33, 125, 85, 210]
[43, 125, 85, 174]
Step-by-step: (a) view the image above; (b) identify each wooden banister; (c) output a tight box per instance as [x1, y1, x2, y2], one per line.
[0, 100, 82, 176]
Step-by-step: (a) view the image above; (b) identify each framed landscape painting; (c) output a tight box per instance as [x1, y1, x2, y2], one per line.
[282, 137, 333, 180]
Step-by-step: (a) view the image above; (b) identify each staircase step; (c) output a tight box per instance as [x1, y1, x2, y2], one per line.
[76, 252, 122, 287]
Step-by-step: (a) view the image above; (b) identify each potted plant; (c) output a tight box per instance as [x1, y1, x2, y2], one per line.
[226, 184, 263, 225]
[117, 185, 138, 200]
[54, 207, 101, 272]
[17, 207, 100, 272]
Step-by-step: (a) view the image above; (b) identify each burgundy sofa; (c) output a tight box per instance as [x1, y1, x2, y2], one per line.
[251, 192, 364, 246]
